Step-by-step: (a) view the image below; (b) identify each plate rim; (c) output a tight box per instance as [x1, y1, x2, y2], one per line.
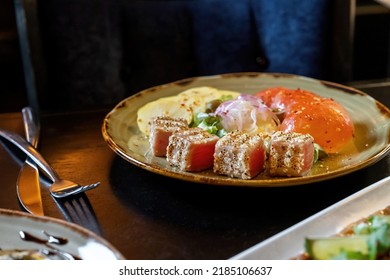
[0, 208, 125, 260]
[102, 72, 390, 187]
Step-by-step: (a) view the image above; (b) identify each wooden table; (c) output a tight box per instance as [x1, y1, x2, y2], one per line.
[0, 85, 389, 260]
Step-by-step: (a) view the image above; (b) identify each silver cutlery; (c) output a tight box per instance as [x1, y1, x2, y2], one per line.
[0, 129, 100, 198]
[16, 107, 44, 215]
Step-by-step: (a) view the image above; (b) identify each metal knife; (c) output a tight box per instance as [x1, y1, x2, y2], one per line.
[16, 107, 44, 216]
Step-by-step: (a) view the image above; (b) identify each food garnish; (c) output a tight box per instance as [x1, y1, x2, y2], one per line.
[313, 143, 328, 163]
[192, 112, 227, 138]
[215, 94, 280, 135]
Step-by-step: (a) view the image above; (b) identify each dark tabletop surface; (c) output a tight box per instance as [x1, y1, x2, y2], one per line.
[0, 85, 389, 260]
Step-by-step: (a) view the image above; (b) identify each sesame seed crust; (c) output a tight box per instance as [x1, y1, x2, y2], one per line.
[149, 116, 189, 156]
[166, 127, 219, 171]
[150, 116, 188, 133]
[213, 131, 266, 180]
[268, 131, 314, 177]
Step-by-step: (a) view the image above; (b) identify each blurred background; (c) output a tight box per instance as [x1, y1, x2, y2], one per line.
[0, 0, 27, 112]
[0, 0, 389, 113]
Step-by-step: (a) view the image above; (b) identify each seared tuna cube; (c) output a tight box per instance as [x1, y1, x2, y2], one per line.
[167, 127, 219, 172]
[269, 131, 314, 177]
[213, 131, 266, 179]
[149, 116, 188, 156]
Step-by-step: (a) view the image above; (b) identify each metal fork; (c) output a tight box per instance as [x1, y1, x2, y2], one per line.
[0, 129, 100, 198]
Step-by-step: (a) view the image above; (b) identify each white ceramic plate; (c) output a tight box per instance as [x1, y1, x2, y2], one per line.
[0, 208, 124, 260]
[230, 175, 390, 259]
[102, 72, 390, 187]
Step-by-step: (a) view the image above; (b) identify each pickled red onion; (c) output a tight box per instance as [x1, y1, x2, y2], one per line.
[214, 94, 280, 135]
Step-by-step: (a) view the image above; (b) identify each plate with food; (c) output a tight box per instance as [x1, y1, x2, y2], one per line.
[102, 72, 390, 187]
[0, 208, 124, 260]
[230, 175, 390, 260]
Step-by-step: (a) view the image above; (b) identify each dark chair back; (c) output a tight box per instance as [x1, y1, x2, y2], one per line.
[14, 0, 356, 113]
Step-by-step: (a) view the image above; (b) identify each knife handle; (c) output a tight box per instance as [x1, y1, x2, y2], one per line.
[0, 129, 60, 183]
[22, 107, 40, 148]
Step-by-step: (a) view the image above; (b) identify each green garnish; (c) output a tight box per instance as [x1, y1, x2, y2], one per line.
[194, 96, 235, 135]
[220, 95, 235, 102]
[366, 216, 390, 259]
[192, 112, 226, 137]
[313, 143, 328, 163]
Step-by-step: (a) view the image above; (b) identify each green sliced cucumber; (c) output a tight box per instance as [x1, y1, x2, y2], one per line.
[305, 236, 369, 260]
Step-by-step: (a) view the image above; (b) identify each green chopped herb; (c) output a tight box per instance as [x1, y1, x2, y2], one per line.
[365, 217, 390, 259]
[192, 112, 225, 137]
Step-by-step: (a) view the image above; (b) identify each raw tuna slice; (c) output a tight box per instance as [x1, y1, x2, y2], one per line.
[213, 131, 266, 179]
[167, 127, 219, 172]
[149, 116, 188, 156]
[269, 131, 314, 177]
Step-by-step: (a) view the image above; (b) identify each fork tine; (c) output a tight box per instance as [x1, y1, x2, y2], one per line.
[53, 193, 102, 235]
